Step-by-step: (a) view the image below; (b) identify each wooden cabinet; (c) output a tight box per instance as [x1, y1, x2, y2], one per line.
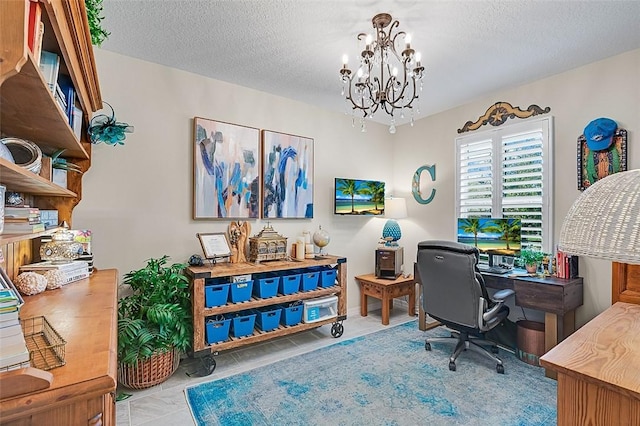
[0, 0, 102, 279]
[187, 256, 347, 354]
[0, 269, 118, 425]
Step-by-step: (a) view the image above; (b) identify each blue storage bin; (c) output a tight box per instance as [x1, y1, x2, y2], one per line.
[300, 270, 319, 291]
[205, 283, 230, 307]
[230, 280, 254, 303]
[231, 311, 256, 337]
[319, 268, 337, 288]
[279, 273, 301, 295]
[280, 302, 304, 326]
[254, 306, 282, 332]
[253, 276, 279, 298]
[205, 316, 231, 344]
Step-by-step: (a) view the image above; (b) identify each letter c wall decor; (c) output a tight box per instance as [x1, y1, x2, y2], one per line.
[412, 164, 436, 204]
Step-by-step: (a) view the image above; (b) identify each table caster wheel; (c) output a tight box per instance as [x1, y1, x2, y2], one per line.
[497, 364, 504, 374]
[331, 322, 344, 338]
[449, 361, 456, 371]
[425, 342, 431, 351]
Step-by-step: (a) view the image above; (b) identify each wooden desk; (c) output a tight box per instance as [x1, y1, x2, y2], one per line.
[540, 302, 640, 425]
[417, 270, 583, 376]
[0, 270, 118, 425]
[356, 274, 415, 325]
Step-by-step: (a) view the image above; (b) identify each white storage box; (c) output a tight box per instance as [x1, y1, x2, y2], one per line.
[303, 295, 338, 323]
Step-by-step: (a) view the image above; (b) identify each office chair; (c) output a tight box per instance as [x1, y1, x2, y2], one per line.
[416, 240, 514, 373]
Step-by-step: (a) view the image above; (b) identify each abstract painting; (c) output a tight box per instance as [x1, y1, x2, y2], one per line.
[193, 117, 260, 219]
[262, 130, 313, 218]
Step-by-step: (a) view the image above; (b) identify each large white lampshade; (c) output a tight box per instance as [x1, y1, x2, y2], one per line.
[382, 197, 408, 246]
[558, 169, 640, 264]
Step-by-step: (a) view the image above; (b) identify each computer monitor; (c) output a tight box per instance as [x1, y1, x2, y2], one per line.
[457, 217, 522, 266]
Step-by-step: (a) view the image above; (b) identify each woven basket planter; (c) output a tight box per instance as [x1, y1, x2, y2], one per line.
[118, 347, 180, 389]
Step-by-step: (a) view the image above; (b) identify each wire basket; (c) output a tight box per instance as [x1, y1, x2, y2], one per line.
[21, 316, 66, 370]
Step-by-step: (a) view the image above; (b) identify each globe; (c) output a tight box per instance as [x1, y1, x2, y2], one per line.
[313, 225, 330, 255]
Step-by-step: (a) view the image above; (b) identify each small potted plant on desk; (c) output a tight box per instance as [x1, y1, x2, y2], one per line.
[117, 256, 192, 389]
[519, 249, 545, 274]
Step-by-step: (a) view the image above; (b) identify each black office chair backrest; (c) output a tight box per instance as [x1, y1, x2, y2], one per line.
[416, 240, 485, 329]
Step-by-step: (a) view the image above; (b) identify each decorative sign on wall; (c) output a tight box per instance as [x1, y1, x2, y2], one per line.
[412, 164, 436, 205]
[457, 101, 551, 134]
[577, 118, 627, 191]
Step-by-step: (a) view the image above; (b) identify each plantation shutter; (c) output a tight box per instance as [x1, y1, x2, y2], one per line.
[455, 118, 553, 253]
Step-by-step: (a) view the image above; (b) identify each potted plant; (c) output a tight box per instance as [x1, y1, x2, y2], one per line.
[519, 249, 545, 274]
[117, 256, 192, 389]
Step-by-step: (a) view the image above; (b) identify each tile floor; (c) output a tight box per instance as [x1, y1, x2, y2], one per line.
[116, 303, 423, 426]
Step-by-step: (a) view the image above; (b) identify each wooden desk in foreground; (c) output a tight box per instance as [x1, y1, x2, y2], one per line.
[540, 302, 640, 425]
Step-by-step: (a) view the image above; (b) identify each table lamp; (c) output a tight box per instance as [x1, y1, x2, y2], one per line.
[382, 197, 408, 247]
[558, 169, 640, 264]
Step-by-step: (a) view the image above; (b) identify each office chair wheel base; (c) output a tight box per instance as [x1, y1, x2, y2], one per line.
[449, 361, 456, 371]
[491, 345, 499, 354]
[496, 364, 504, 374]
[425, 342, 431, 351]
[330, 322, 344, 338]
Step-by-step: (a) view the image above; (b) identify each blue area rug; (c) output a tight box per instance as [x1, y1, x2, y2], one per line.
[185, 321, 556, 425]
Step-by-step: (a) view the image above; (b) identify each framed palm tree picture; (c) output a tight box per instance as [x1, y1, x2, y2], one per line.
[334, 178, 385, 216]
[193, 117, 260, 219]
[261, 130, 314, 219]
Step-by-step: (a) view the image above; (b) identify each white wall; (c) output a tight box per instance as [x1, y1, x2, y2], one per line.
[75, 49, 393, 307]
[76, 48, 639, 324]
[394, 49, 640, 326]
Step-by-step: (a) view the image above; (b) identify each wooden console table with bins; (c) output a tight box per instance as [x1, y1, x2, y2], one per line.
[186, 255, 347, 370]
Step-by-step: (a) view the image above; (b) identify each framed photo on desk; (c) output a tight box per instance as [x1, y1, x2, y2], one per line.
[197, 233, 231, 260]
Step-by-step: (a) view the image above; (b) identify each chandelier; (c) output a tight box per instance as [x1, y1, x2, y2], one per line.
[340, 13, 424, 133]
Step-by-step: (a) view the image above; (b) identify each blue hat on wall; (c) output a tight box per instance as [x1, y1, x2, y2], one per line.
[584, 118, 617, 151]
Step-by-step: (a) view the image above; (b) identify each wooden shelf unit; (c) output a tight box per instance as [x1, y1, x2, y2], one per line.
[187, 255, 347, 353]
[0, 0, 102, 233]
[0, 0, 102, 279]
[0, 270, 118, 425]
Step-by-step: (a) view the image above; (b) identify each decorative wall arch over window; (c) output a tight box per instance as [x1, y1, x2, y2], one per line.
[457, 101, 551, 134]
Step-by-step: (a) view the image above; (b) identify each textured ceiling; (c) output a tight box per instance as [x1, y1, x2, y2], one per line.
[100, 0, 640, 127]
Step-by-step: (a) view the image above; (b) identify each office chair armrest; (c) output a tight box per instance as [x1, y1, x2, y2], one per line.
[492, 289, 515, 301]
[482, 289, 515, 323]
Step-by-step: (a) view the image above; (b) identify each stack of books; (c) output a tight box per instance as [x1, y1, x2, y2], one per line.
[2, 206, 45, 234]
[19, 261, 90, 285]
[0, 288, 30, 370]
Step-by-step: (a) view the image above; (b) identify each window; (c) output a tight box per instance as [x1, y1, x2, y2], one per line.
[455, 117, 553, 253]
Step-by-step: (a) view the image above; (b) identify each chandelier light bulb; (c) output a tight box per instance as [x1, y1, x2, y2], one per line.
[342, 54, 349, 66]
[405, 33, 412, 48]
[392, 67, 398, 77]
[365, 34, 373, 47]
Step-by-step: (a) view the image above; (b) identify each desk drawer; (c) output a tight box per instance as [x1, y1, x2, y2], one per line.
[514, 280, 583, 314]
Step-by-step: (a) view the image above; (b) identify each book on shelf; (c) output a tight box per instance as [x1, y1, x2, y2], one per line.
[27, 0, 42, 54]
[72, 106, 83, 140]
[58, 74, 76, 128]
[0, 321, 22, 338]
[0, 309, 19, 323]
[20, 260, 89, 272]
[4, 206, 40, 218]
[1, 222, 45, 234]
[38, 51, 60, 95]
[0, 289, 19, 308]
[4, 216, 41, 225]
[33, 21, 45, 65]
[64, 267, 90, 285]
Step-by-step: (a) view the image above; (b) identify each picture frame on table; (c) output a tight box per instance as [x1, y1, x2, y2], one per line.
[197, 232, 232, 260]
[577, 128, 627, 191]
[261, 130, 314, 219]
[193, 117, 260, 219]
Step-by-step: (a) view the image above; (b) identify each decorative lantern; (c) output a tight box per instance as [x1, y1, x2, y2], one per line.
[248, 224, 287, 263]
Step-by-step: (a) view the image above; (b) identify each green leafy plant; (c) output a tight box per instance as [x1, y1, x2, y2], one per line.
[49, 149, 83, 174]
[85, 0, 110, 46]
[519, 249, 545, 267]
[118, 256, 192, 365]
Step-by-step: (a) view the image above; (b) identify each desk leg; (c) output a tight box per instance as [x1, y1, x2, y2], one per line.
[360, 291, 368, 317]
[544, 311, 577, 379]
[381, 293, 390, 325]
[408, 286, 415, 318]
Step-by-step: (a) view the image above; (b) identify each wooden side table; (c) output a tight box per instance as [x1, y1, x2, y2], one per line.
[355, 273, 416, 325]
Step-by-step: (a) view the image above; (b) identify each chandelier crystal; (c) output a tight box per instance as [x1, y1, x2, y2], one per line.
[340, 13, 424, 133]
